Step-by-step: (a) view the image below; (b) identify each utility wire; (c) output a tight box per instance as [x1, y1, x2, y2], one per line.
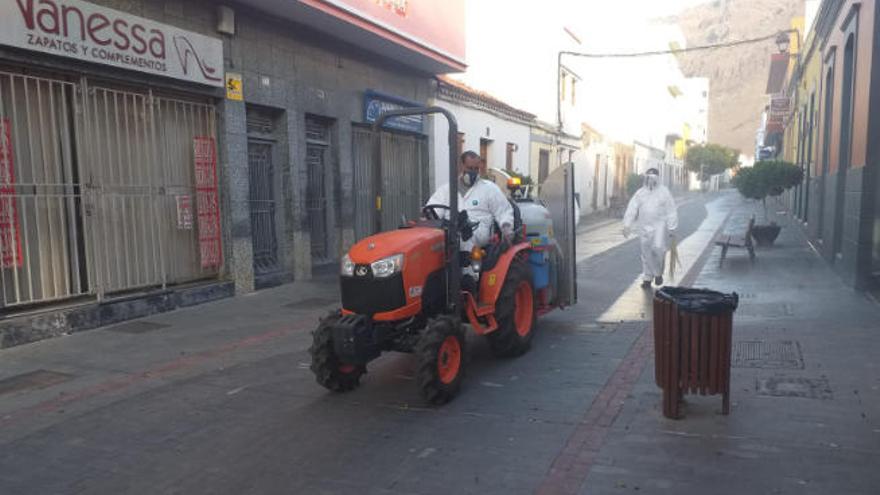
[555, 29, 799, 129]
[559, 29, 797, 59]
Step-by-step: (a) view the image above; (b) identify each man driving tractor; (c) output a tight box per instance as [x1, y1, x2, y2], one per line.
[308, 107, 576, 405]
[425, 150, 515, 291]
[425, 150, 515, 248]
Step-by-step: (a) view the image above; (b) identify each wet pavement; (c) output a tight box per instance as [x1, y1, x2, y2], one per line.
[0, 191, 877, 494]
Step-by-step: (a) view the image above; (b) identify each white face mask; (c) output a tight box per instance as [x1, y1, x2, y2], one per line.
[645, 174, 659, 189]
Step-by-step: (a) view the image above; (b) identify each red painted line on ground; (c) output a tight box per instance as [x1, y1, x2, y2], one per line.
[536, 209, 732, 495]
[0, 318, 317, 429]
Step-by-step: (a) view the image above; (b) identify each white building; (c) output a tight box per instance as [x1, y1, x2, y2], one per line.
[634, 141, 666, 176]
[430, 76, 535, 188]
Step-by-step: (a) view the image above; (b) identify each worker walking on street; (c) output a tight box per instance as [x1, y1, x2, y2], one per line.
[622, 168, 678, 288]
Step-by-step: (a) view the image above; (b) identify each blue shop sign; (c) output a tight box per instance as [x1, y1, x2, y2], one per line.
[364, 90, 424, 133]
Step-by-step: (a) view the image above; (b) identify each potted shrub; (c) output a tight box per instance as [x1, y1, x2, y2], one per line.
[626, 172, 643, 198]
[732, 160, 803, 246]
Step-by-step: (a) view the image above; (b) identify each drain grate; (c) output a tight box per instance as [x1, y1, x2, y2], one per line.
[552, 322, 619, 334]
[733, 341, 803, 369]
[756, 376, 832, 400]
[738, 303, 793, 318]
[108, 321, 171, 334]
[0, 370, 73, 396]
[284, 297, 336, 310]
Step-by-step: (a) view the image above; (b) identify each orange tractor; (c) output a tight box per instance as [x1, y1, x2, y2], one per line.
[309, 107, 577, 404]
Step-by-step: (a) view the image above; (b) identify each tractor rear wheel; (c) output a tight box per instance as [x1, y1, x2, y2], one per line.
[487, 258, 536, 358]
[309, 310, 365, 392]
[415, 316, 466, 405]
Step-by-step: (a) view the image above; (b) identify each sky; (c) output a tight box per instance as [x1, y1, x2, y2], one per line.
[454, 0, 714, 145]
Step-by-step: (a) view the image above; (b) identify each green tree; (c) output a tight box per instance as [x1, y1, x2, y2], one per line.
[732, 160, 803, 221]
[626, 173, 642, 197]
[685, 143, 740, 180]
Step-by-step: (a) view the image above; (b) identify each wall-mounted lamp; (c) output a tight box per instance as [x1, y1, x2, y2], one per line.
[775, 32, 790, 53]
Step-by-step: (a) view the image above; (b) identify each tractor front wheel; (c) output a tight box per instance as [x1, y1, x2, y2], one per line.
[487, 259, 536, 357]
[309, 311, 365, 392]
[415, 316, 466, 405]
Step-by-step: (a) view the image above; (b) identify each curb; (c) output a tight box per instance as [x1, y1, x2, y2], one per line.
[536, 205, 733, 495]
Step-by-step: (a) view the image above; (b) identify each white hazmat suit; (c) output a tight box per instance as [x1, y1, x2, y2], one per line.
[426, 178, 514, 250]
[622, 181, 678, 284]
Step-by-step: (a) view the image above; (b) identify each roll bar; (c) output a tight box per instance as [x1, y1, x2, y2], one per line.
[371, 107, 461, 312]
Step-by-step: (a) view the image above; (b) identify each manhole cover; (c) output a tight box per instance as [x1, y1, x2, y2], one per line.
[284, 297, 336, 310]
[733, 341, 803, 369]
[108, 321, 171, 334]
[0, 370, 73, 396]
[756, 376, 832, 400]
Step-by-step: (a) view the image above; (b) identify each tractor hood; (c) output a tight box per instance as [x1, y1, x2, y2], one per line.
[348, 227, 444, 264]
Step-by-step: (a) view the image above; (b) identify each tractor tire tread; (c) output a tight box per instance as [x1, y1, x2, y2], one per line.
[487, 259, 536, 358]
[415, 316, 466, 405]
[309, 310, 364, 392]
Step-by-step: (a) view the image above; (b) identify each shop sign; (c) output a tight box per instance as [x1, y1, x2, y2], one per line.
[0, 118, 23, 269]
[765, 114, 784, 134]
[193, 136, 222, 268]
[770, 94, 790, 117]
[304, 0, 466, 70]
[364, 90, 423, 133]
[0, 0, 224, 87]
[225, 72, 243, 101]
[175, 194, 193, 230]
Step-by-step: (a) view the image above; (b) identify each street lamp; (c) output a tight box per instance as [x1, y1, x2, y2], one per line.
[775, 32, 790, 53]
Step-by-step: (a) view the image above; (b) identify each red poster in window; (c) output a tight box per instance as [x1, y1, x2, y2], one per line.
[193, 136, 222, 269]
[0, 118, 23, 269]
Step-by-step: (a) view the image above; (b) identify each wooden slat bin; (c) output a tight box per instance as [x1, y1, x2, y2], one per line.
[653, 288, 739, 419]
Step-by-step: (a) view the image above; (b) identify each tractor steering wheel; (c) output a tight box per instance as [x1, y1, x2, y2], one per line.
[422, 204, 450, 220]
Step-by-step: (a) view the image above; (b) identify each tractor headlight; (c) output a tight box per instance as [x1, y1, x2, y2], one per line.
[341, 254, 355, 277]
[370, 254, 404, 278]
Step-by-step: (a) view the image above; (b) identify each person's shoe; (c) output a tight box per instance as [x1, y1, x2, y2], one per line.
[641, 279, 652, 289]
[654, 276, 664, 286]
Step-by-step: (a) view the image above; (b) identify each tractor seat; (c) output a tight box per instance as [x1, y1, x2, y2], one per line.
[481, 200, 523, 273]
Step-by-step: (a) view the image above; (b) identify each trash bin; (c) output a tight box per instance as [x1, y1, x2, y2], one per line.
[653, 287, 739, 419]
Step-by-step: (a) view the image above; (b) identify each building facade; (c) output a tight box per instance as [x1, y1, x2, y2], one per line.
[780, 0, 880, 289]
[0, 0, 464, 327]
[431, 76, 534, 188]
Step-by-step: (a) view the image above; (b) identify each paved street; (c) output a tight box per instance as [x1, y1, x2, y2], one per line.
[1, 191, 878, 494]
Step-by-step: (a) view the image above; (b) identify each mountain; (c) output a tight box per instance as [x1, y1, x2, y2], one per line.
[662, 0, 805, 157]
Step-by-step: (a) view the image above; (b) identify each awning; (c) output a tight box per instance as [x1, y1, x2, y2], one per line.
[766, 53, 789, 94]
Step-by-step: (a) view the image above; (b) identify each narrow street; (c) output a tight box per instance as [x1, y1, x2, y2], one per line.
[0, 195, 714, 494]
[2, 192, 879, 495]
[2, 1, 879, 493]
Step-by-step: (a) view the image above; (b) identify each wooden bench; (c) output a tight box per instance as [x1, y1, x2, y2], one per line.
[607, 196, 626, 218]
[715, 216, 756, 268]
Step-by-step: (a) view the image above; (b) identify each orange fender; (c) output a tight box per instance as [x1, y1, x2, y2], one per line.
[478, 242, 531, 307]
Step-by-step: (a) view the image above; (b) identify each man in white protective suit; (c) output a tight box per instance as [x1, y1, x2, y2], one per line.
[426, 150, 515, 248]
[425, 151, 514, 290]
[622, 168, 679, 288]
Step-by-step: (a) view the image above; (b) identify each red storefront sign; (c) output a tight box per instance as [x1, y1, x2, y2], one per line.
[299, 0, 465, 71]
[193, 136, 221, 269]
[0, 118, 23, 269]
